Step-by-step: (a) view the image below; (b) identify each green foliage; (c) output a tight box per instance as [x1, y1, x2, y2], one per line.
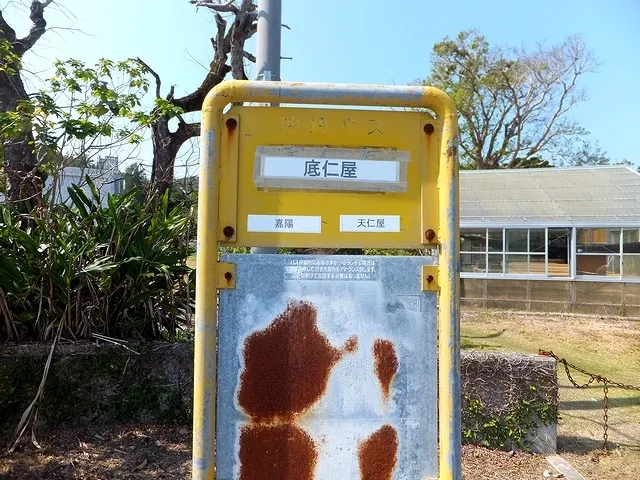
[0, 36, 21, 76]
[0, 57, 184, 180]
[0, 178, 195, 341]
[565, 140, 632, 167]
[123, 162, 150, 202]
[461, 387, 558, 450]
[423, 29, 596, 169]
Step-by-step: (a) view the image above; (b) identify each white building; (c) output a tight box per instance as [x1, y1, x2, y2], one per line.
[0, 156, 123, 206]
[460, 166, 640, 315]
[45, 158, 123, 207]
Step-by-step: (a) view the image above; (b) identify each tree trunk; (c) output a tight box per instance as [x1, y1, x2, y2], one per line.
[150, 116, 180, 198]
[0, 71, 45, 211]
[0, 1, 52, 210]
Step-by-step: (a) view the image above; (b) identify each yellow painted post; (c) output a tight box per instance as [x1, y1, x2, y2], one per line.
[434, 92, 462, 480]
[193, 80, 461, 480]
[192, 104, 222, 479]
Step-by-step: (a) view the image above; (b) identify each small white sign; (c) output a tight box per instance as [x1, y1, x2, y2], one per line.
[262, 156, 400, 183]
[340, 215, 401, 232]
[247, 214, 322, 233]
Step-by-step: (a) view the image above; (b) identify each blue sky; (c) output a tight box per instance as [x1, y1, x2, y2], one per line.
[6, 0, 640, 174]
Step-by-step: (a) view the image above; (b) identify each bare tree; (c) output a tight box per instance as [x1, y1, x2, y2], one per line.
[138, 0, 258, 197]
[423, 30, 600, 169]
[0, 0, 54, 208]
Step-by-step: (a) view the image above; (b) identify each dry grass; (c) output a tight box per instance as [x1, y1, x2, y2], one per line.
[462, 309, 640, 480]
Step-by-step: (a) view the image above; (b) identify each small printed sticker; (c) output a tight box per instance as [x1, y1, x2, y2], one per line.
[340, 215, 400, 232]
[247, 215, 322, 233]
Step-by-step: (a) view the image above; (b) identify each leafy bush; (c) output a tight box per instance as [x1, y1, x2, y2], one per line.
[0, 179, 195, 341]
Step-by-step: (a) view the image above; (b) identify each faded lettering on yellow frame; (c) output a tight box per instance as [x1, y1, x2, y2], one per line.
[218, 106, 442, 249]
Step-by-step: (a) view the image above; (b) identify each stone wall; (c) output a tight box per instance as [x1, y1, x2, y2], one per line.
[0, 343, 557, 452]
[461, 351, 558, 453]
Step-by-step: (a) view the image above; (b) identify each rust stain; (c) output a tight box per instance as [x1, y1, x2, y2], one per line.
[225, 117, 237, 157]
[373, 339, 398, 402]
[238, 299, 358, 421]
[342, 335, 359, 354]
[239, 423, 317, 480]
[237, 299, 359, 478]
[358, 424, 399, 480]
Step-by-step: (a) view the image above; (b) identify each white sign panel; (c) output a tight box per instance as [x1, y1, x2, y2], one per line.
[340, 215, 401, 232]
[247, 214, 322, 233]
[262, 157, 400, 183]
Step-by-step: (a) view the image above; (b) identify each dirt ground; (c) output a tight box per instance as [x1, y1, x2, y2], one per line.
[2, 309, 637, 479]
[1, 424, 555, 479]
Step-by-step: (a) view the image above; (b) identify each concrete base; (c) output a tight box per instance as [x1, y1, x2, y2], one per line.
[527, 422, 557, 454]
[546, 454, 587, 480]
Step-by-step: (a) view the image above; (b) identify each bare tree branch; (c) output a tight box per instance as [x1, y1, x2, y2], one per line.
[425, 30, 598, 169]
[180, 121, 201, 140]
[135, 57, 162, 99]
[171, 11, 232, 112]
[0, 11, 18, 45]
[191, 0, 238, 13]
[150, 0, 257, 196]
[173, 0, 256, 112]
[14, 0, 54, 56]
[230, 0, 256, 80]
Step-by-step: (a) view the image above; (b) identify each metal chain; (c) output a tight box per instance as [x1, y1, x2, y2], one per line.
[539, 350, 640, 450]
[603, 381, 609, 449]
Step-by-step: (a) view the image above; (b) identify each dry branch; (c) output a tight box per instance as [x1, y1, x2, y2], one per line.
[148, 0, 257, 196]
[136, 57, 162, 99]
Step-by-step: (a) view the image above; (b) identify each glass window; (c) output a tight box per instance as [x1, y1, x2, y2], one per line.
[461, 229, 486, 252]
[529, 255, 546, 275]
[623, 255, 640, 279]
[488, 254, 503, 274]
[506, 254, 529, 274]
[529, 229, 546, 254]
[577, 255, 620, 276]
[506, 229, 528, 253]
[461, 253, 486, 273]
[488, 229, 503, 252]
[577, 228, 620, 254]
[548, 228, 570, 277]
[623, 229, 640, 254]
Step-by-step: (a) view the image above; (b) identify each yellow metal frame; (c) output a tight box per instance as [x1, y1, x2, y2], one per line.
[422, 265, 440, 292]
[217, 106, 440, 249]
[193, 80, 461, 480]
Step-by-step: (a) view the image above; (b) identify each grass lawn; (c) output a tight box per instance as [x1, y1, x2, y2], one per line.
[461, 309, 640, 480]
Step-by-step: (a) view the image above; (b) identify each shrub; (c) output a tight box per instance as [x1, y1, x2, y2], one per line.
[0, 179, 195, 341]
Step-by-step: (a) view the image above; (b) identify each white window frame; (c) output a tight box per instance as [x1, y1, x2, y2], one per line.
[461, 224, 640, 283]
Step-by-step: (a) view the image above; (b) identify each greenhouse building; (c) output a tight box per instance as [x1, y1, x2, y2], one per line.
[459, 166, 640, 316]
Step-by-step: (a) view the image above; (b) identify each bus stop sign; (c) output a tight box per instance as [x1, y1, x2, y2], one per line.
[192, 81, 461, 480]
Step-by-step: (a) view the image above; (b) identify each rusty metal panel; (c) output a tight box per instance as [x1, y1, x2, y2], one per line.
[216, 254, 438, 480]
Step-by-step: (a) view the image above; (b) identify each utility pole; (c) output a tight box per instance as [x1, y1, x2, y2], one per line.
[255, 0, 282, 83]
[251, 0, 282, 254]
